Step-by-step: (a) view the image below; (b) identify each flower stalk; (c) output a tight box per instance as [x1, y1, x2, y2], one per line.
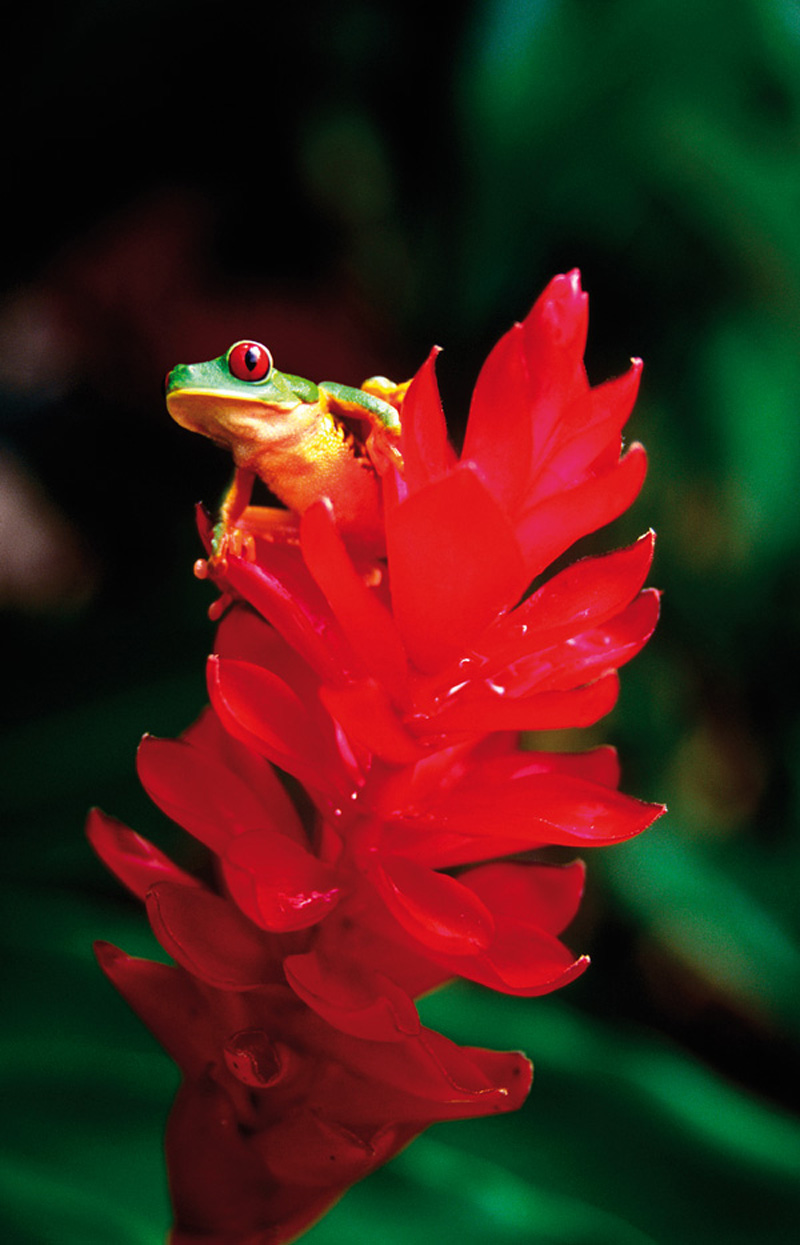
[90, 271, 663, 1243]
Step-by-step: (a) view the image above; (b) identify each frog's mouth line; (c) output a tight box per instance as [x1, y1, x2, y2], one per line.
[166, 389, 302, 438]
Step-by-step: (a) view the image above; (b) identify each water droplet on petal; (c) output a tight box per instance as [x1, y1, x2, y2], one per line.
[223, 1029, 284, 1088]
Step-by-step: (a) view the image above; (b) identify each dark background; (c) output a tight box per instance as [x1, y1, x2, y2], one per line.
[2, 2, 799, 1241]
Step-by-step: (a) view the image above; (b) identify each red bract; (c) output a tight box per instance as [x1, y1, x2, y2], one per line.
[93, 938, 530, 1243]
[187, 603, 659, 1001]
[91, 272, 663, 1243]
[383, 269, 647, 673]
[89, 813, 531, 1243]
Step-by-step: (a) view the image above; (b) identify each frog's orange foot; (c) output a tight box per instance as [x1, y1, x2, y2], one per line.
[207, 591, 234, 622]
[361, 375, 412, 411]
[192, 525, 255, 609]
[192, 557, 237, 620]
[209, 525, 257, 571]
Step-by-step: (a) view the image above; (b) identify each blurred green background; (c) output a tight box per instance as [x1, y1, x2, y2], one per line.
[2, 1, 799, 1241]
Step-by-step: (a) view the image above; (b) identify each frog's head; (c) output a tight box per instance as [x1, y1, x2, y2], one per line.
[165, 341, 320, 463]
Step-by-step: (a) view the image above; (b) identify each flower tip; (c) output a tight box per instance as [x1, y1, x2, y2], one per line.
[413, 344, 443, 384]
[572, 857, 588, 892]
[620, 441, 648, 483]
[86, 806, 125, 852]
[85, 804, 103, 832]
[534, 270, 589, 345]
[93, 940, 126, 972]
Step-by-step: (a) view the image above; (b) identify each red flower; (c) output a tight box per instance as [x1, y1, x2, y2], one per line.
[90, 271, 662, 1242]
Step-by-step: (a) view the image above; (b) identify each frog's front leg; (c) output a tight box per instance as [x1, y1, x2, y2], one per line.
[216, 467, 254, 543]
[208, 467, 301, 568]
[204, 466, 256, 568]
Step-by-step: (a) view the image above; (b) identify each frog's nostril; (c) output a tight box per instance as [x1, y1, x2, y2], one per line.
[163, 369, 173, 397]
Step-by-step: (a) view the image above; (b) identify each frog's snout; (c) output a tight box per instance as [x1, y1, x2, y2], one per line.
[164, 361, 193, 397]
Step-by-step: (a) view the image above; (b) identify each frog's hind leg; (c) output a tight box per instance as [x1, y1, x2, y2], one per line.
[318, 382, 405, 477]
[318, 382, 402, 436]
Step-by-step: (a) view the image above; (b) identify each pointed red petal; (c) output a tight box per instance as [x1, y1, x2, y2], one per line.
[221, 548, 358, 684]
[284, 950, 420, 1042]
[208, 656, 348, 798]
[531, 588, 661, 693]
[371, 856, 495, 956]
[87, 809, 203, 900]
[453, 1044, 533, 1111]
[463, 272, 590, 514]
[93, 943, 212, 1077]
[182, 705, 306, 844]
[145, 881, 280, 989]
[419, 770, 665, 848]
[136, 734, 302, 853]
[378, 825, 546, 869]
[517, 443, 648, 582]
[301, 499, 408, 698]
[387, 465, 527, 672]
[472, 587, 660, 702]
[464, 744, 621, 789]
[320, 680, 427, 764]
[498, 529, 656, 645]
[421, 670, 620, 735]
[456, 925, 590, 995]
[400, 346, 456, 493]
[461, 860, 586, 935]
[317, 1022, 531, 1117]
[222, 828, 341, 932]
[379, 749, 618, 871]
[462, 322, 534, 512]
[412, 1029, 532, 1113]
[258, 1107, 400, 1190]
[533, 359, 642, 500]
[521, 269, 590, 458]
[214, 597, 335, 707]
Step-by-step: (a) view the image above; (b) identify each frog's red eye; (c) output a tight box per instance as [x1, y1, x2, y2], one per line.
[228, 341, 273, 382]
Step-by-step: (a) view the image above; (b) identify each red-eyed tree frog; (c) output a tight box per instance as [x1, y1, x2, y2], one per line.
[165, 340, 408, 558]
